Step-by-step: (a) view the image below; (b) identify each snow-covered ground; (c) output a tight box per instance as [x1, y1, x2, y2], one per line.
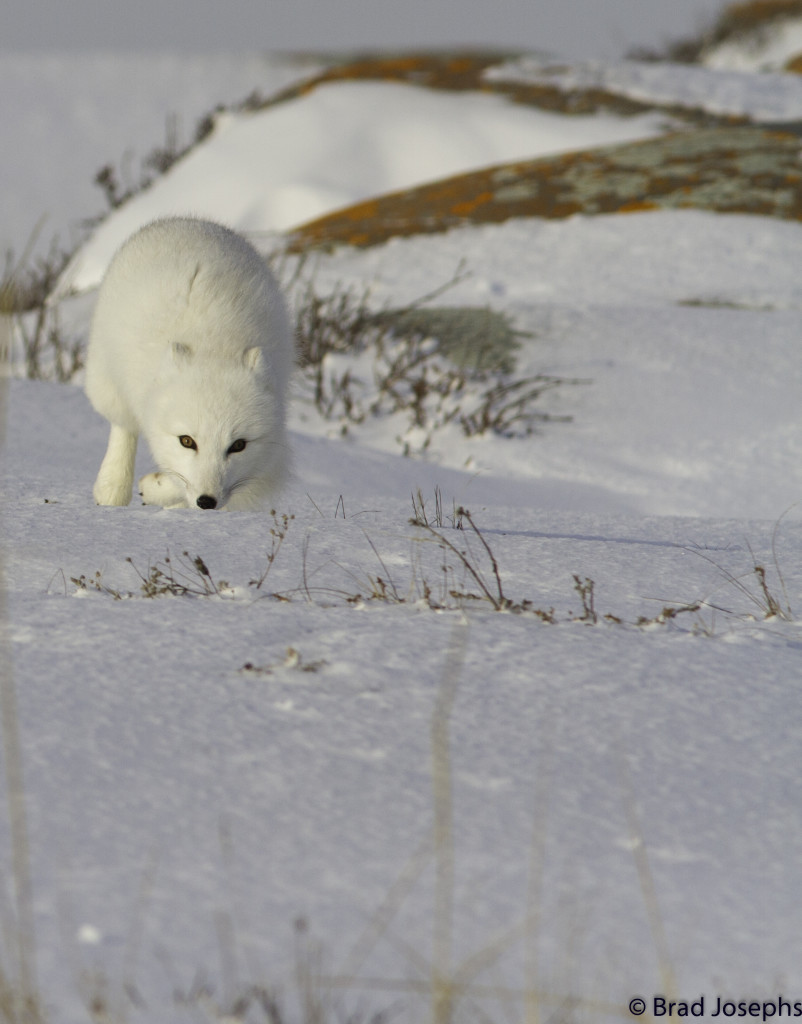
[3, 15, 802, 1024]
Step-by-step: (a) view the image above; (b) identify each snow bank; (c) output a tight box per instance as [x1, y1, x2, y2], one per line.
[55, 79, 668, 294]
[486, 55, 802, 120]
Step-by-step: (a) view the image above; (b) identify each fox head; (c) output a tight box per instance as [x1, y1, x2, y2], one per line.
[145, 342, 287, 509]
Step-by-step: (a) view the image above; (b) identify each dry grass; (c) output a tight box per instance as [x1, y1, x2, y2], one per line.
[92, 114, 190, 213]
[0, 224, 69, 317]
[60, 499, 727, 636]
[0, 225, 81, 381]
[71, 550, 234, 600]
[292, 271, 584, 454]
[410, 486, 464, 531]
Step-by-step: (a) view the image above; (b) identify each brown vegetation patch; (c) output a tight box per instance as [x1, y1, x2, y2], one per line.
[636, 0, 802, 62]
[255, 51, 741, 124]
[717, 0, 802, 33]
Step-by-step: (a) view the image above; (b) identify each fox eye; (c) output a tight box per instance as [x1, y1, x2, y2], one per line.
[227, 438, 247, 455]
[179, 435, 197, 450]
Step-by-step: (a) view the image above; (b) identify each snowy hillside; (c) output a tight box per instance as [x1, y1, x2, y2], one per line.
[3, 3, 802, 1023]
[54, 77, 670, 296]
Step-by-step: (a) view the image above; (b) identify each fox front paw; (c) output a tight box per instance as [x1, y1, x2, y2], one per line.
[138, 472, 187, 508]
[93, 475, 133, 507]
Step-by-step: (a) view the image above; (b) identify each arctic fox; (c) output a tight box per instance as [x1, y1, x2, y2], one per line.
[84, 217, 293, 510]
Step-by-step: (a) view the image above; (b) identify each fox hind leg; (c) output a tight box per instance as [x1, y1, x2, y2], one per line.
[93, 424, 138, 506]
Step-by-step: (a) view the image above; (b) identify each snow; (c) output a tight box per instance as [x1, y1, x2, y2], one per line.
[56, 80, 669, 295]
[485, 54, 802, 120]
[3, 38, 802, 1024]
[284, 211, 802, 519]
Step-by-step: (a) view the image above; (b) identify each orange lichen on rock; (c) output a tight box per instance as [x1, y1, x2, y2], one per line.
[282, 52, 502, 101]
[617, 200, 661, 213]
[450, 192, 495, 217]
[286, 127, 802, 253]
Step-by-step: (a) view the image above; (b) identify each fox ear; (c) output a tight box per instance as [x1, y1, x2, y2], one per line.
[171, 341, 193, 365]
[243, 346, 263, 372]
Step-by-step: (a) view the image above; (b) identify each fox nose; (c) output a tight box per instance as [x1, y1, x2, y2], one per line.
[196, 494, 218, 510]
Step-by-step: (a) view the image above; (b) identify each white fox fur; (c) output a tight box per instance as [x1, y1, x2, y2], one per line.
[84, 217, 293, 510]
